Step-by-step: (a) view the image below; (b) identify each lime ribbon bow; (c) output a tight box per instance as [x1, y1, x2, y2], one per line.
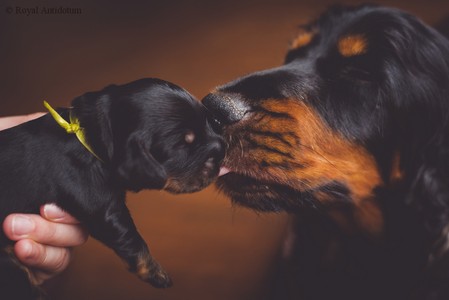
[43, 101, 103, 162]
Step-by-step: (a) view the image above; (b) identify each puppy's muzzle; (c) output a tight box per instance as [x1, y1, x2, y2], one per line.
[205, 137, 225, 171]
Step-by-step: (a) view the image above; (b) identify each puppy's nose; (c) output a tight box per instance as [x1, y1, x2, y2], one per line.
[203, 93, 249, 130]
[208, 138, 225, 163]
[203, 138, 225, 176]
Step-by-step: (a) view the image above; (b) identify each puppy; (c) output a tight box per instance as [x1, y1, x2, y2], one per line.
[0, 78, 224, 298]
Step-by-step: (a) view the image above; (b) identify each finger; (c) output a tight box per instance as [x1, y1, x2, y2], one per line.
[14, 239, 71, 281]
[22, 112, 46, 122]
[0, 113, 45, 131]
[3, 214, 88, 247]
[40, 203, 80, 224]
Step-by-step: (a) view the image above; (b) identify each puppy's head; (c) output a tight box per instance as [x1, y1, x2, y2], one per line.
[72, 78, 224, 193]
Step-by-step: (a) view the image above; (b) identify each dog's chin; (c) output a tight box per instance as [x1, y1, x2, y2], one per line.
[216, 172, 318, 212]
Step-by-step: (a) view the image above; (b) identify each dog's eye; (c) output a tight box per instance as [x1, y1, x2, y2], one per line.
[341, 65, 373, 81]
[185, 130, 195, 144]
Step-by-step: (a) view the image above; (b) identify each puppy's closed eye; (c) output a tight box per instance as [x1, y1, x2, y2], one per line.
[185, 130, 195, 144]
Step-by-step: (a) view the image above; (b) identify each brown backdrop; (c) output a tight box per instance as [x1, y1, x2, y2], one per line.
[1, 0, 448, 299]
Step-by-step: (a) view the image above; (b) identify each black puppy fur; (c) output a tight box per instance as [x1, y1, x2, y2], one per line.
[0, 78, 224, 298]
[204, 5, 449, 300]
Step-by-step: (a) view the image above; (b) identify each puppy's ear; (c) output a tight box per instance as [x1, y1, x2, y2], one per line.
[117, 134, 167, 192]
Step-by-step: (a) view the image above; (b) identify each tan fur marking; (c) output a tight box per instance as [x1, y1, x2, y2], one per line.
[354, 198, 384, 235]
[163, 177, 183, 193]
[137, 252, 151, 280]
[338, 34, 368, 57]
[249, 99, 383, 234]
[291, 31, 314, 49]
[390, 151, 404, 182]
[260, 99, 381, 199]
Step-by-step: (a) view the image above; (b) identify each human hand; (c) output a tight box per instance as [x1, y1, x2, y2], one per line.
[2, 204, 88, 284]
[0, 113, 46, 131]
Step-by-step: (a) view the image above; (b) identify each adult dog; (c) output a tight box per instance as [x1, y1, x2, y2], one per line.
[0, 78, 224, 298]
[204, 5, 449, 300]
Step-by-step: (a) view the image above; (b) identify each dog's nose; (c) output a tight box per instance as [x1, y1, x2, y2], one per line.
[203, 93, 249, 131]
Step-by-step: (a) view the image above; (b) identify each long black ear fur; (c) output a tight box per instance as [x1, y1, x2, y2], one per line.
[116, 133, 167, 192]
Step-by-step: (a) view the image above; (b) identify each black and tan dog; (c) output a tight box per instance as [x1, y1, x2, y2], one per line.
[0, 78, 224, 298]
[204, 5, 449, 300]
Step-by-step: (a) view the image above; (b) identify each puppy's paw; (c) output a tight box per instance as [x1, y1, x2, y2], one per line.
[146, 267, 173, 288]
[136, 255, 173, 288]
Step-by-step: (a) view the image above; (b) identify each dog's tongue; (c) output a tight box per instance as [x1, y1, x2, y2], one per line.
[219, 166, 231, 177]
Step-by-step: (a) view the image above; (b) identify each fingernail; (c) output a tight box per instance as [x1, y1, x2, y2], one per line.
[43, 203, 65, 221]
[12, 216, 35, 237]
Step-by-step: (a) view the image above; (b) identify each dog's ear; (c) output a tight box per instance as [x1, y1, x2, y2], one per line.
[72, 90, 114, 161]
[116, 133, 167, 192]
[404, 153, 449, 295]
